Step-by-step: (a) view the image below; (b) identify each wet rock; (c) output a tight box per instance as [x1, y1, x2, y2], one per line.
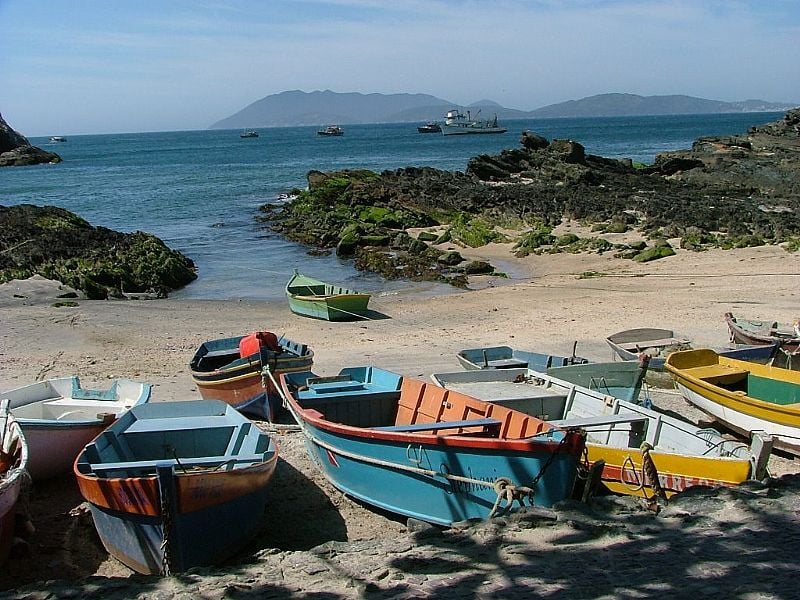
[0, 113, 61, 167]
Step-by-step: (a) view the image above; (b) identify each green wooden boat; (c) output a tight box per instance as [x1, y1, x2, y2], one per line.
[285, 270, 371, 321]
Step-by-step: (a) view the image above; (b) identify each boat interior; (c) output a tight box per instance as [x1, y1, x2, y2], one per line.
[11, 398, 123, 422]
[76, 403, 274, 477]
[284, 367, 558, 440]
[193, 338, 310, 372]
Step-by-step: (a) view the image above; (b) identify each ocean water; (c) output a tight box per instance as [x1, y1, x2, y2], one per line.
[2, 112, 784, 300]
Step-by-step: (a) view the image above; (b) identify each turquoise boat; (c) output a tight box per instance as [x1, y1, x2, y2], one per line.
[285, 270, 371, 321]
[276, 366, 585, 526]
[74, 400, 278, 574]
[456, 345, 588, 371]
[546, 359, 650, 403]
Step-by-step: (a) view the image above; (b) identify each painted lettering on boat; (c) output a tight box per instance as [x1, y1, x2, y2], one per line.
[440, 464, 496, 495]
[618, 465, 727, 492]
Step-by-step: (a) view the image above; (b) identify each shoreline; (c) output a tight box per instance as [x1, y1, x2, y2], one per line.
[1, 244, 799, 595]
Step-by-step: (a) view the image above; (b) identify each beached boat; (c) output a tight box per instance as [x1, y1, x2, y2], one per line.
[417, 121, 441, 133]
[0, 402, 29, 566]
[275, 366, 585, 526]
[441, 109, 506, 135]
[431, 365, 772, 499]
[665, 348, 800, 456]
[317, 125, 343, 136]
[240, 130, 259, 138]
[545, 359, 650, 403]
[74, 400, 278, 574]
[606, 327, 780, 370]
[190, 331, 314, 420]
[725, 312, 800, 354]
[2, 377, 151, 480]
[456, 345, 588, 371]
[285, 269, 371, 321]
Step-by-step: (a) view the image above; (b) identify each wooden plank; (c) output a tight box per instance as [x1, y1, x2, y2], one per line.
[375, 417, 501, 433]
[89, 453, 265, 473]
[550, 413, 648, 428]
[125, 415, 233, 434]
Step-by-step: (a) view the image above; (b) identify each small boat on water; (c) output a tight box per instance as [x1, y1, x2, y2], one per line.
[317, 125, 343, 136]
[49, 136, 66, 143]
[441, 109, 506, 135]
[0, 402, 29, 566]
[666, 348, 800, 456]
[417, 121, 442, 133]
[431, 363, 773, 499]
[285, 269, 371, 321]
[456, 344, 588, 371]
[725, 312, 800, 354]
[2, 377, 151, 479]
[606, 327, 779, 370]
[276, 366, 585, 526]
[190, 331, 314, 420]
[240, 130, 259, 138]
[74, 400, 278, 574]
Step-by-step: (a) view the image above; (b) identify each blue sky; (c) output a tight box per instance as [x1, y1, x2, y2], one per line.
[1, 0, 798, 135]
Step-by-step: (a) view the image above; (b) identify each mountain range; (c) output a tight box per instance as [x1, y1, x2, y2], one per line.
[209, 90, 797, 129]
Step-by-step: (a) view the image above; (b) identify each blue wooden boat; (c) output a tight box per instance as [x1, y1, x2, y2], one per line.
[546, 359, 649, 403]
[190, 331, 313, 420]
[74, 400, 278, 574]
[276, 366, 585, 526]
[456, 345, 588, 371]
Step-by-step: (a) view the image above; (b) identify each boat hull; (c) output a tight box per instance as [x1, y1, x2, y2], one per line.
[725, 312, 800, 353]
[441, 126, 507, 136]
[457, 346, 587, 371]
[74, 400, 278, 574]
[287, 294, 371, 321]
[0, 413, 28, 566]
[666, 349, 800, 456]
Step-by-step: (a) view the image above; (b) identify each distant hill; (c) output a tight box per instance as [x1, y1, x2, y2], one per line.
[210, 90, 797, 129]
[528, 93, 795, 118]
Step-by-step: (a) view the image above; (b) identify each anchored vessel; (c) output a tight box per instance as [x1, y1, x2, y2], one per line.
[441, 109, 506, 135]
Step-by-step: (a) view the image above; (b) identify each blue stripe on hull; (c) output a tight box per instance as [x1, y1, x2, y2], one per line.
[88, 485, 271, 574]
[303, 425, 577, 526]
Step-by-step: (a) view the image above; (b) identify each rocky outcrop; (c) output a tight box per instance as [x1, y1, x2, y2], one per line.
[0, 204, 197, 299]
[0, 113, 61, 167]
[261, 109, 800, 283]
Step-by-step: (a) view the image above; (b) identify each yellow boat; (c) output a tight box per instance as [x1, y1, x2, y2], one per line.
[666, 348, 800, 456]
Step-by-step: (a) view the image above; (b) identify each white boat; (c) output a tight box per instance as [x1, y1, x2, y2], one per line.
[431, 367, 772, 499]
[49, 136, 66, 143]
[2, 376, 151, 479]
[317, 125, 343, 136]
[441, 109, 507, 135]
[240, 130, 259, 138]
[0, 402, 29, 566]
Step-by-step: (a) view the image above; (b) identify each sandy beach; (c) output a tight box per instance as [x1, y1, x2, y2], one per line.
[1, 241, 799, 598]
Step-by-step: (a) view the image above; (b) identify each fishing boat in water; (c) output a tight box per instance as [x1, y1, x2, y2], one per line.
[666, 348, 800, 456]
[0, 402, 29, 566]
[317, 125, 343, 136]
[74, 400, 278, 574]
[456, 345, 588, 371]
[189, 331, 314, 420]
[441, 109, 506, 135]
[417, 121, 442, 133]
[2, 376, 151, 479]
[240, 130, 259, 138]
[285, 269, 371, 321]
[276, 366, 585, 526]
[431, 362, 773, 499]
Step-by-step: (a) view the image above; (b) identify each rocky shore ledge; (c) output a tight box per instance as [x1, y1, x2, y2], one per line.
[261, 109, 800, 285]
[0, 114, 61, 167]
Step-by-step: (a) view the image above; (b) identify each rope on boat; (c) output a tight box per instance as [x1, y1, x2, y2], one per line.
[262, 366, 570, 515]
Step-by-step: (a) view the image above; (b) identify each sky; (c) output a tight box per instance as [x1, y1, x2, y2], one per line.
[1, 0, 798, 136]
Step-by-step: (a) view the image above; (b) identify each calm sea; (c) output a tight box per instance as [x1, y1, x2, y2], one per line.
[2, 112, 784, 301]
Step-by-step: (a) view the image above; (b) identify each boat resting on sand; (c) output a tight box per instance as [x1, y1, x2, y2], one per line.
[666, 348, 800, 456]
[0, 402, 29, 566]
[2, 376, 151, 480]
[607, 327, 780, 369]
[190, 331, 313, 420]
[285, 270, 371, 321]
[276, 366, 585, 525]
[725, 312, 800, 356]
[431, 366, 773, 500]
[74, 400, 278, 575]
[457, 345, 588, 371]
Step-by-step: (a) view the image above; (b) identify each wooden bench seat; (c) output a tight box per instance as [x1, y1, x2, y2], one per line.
[89, 453, 266, 474]
[618, 337, 688, 351]
[550, 413, 649, 428]
[125, 415, 235, 434]
[307, 380, 367, 394]
[375, 417, 501, 433]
